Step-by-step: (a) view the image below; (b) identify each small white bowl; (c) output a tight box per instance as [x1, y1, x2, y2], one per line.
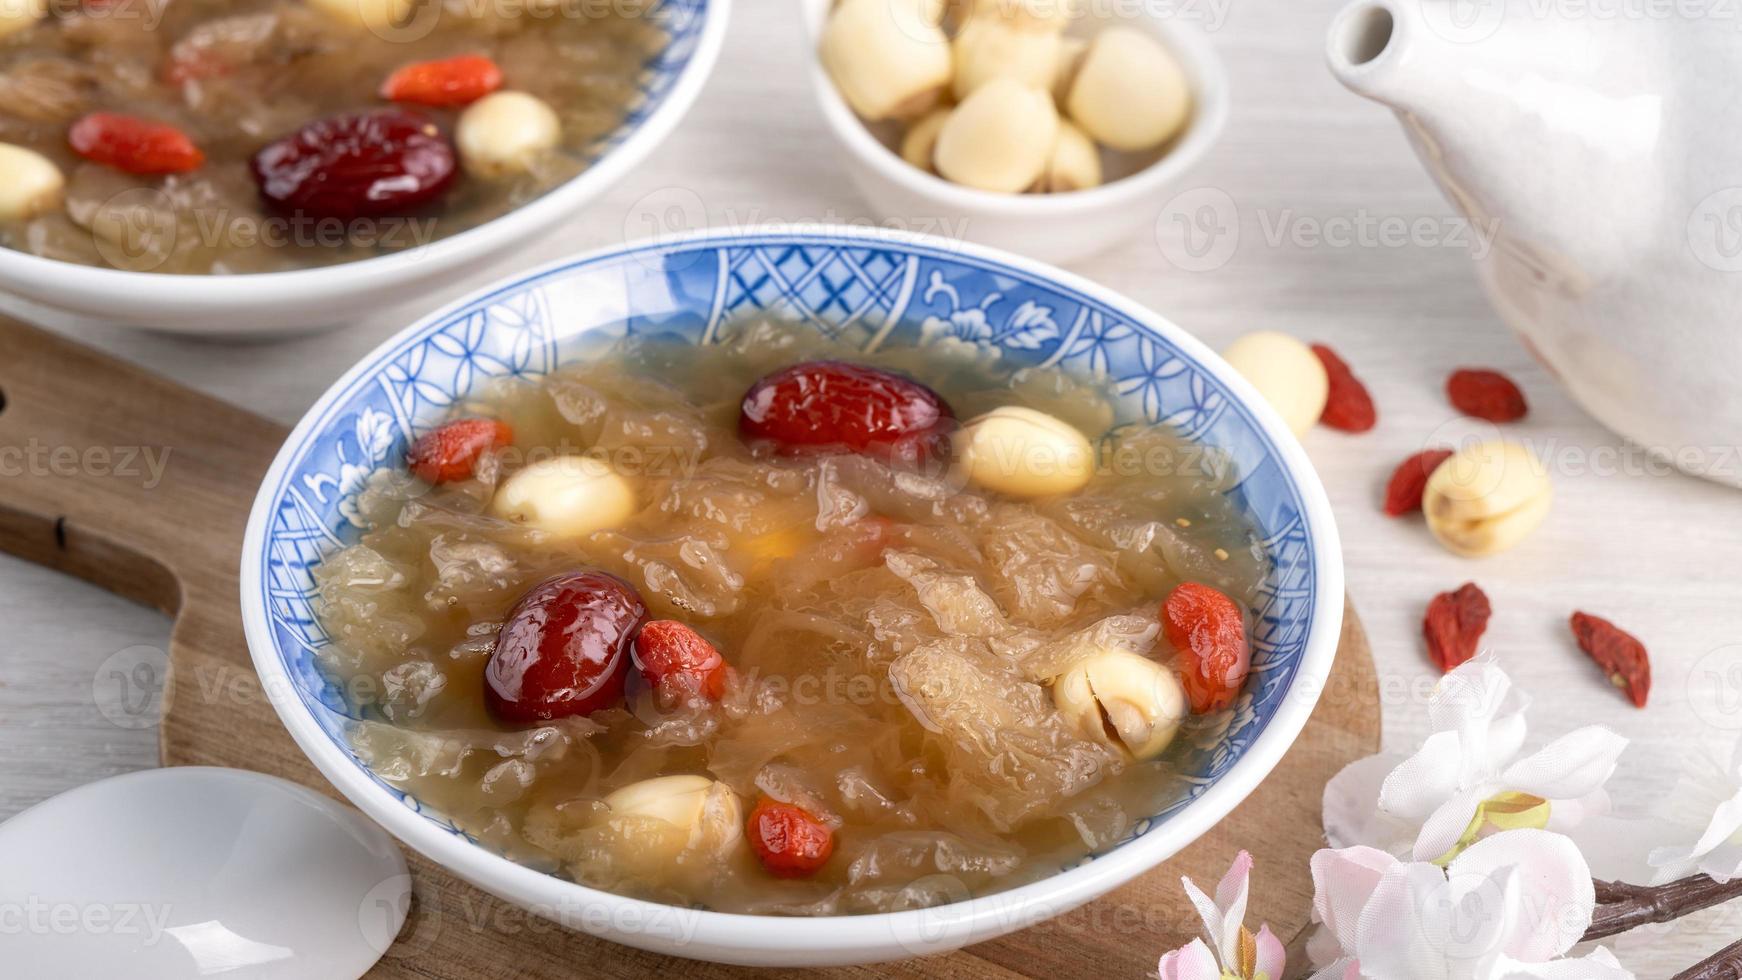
[0, 0, 729, 338]
[800, 0, 1229, 265]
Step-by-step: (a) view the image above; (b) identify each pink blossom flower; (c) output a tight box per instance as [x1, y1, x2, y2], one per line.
[1158, 851, 1285, 980]
[1303, 830, 1633, 979]
[1323, 659, 1626, 864]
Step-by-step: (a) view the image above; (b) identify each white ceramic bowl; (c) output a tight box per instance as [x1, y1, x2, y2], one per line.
[800, 0, 1229, 265]
[242, 226, 1341, 966]
[0, 0, 728, 337]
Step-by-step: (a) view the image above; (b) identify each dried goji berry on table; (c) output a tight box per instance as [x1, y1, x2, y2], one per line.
[747, 798, 835, 879]
[1311, 343, 1377, 432]
[380, 54, 503, 107]
[1571, 611, 1650, 708]
[68, 113, 205, 174]
[633, 619, 729, 705]
[1382, 448, 1454, 516]
[1422, 582, 1491, 672]
[405, 417, 512, 484]
[1447, 369, 1528, 422]
[1162, 581, 1251, 713]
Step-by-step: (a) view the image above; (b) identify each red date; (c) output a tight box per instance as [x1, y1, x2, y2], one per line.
[250, 109, 456, 220]
[485, 571, 647, 724]
[739, 361, 954, 468]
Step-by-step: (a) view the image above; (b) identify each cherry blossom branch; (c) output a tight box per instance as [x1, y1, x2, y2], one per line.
[1672, 937, 1742, 980]
[1583, 874, 1742, 942]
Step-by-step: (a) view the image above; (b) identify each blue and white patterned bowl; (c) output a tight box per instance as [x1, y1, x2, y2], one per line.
[0, 0, 727, 336]
[241, 228, 1343, 966]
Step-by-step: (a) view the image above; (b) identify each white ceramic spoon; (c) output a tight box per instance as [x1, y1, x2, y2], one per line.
[0, 767, 409, 978]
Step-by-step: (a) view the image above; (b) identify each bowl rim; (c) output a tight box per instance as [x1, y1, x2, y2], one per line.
[240, 224, 1342, 961]
[0, 0, 730, 308]
[798, 0, 1231, 218]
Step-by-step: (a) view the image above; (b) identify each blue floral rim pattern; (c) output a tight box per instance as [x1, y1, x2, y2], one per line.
[582, 0, 711, 163]
[255, 232, 1319, 862]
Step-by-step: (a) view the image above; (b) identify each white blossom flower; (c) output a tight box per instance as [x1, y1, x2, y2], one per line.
[1158, 851, 1285, 980]
[1647, 734, 1742, 884]
[1303, 830, 1632, 979]
[1323, 659, 1627, 863]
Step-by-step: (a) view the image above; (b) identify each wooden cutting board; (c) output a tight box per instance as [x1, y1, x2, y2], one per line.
[0, 316, 1379, 978]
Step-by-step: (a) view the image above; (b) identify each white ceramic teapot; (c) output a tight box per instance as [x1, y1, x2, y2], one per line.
[1325, 0, 1742, 486]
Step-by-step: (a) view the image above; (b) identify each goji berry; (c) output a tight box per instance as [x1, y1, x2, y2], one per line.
[1571, 611, 1650, 708]
[380, 54, 503, 107]
[406, 417, 512, 484]
[1311, 343, 1376, 432]
[632, 620, 729, 705]
[1447, 369, 1528, 422]
[1422, 582, 1491, 672]
[68, 113, 205, 175]
[747, 798, 834, 879]
[1382, 448, 1454, 517]
[1162, 582, 1251, 713]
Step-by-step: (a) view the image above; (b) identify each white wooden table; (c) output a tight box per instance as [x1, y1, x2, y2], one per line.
[3, 0, 1739, 972]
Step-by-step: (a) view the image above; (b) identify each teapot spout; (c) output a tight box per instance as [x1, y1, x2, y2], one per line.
[1322, 0, 1510, 230]
[1325, 0, 1419, 110]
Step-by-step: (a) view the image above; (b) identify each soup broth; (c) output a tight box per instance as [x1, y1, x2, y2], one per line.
[314, 320, 1269, 914]
[0, 0, 662, 272]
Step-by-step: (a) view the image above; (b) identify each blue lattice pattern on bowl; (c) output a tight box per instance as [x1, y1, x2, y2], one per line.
[254, 231, 1323, 857]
